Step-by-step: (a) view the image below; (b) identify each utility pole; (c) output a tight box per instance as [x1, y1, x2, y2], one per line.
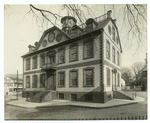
[16, 70, 18, 100]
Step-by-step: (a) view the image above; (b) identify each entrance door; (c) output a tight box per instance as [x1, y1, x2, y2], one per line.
[112, 72, 116, 90]
[47, 73, 54, 90]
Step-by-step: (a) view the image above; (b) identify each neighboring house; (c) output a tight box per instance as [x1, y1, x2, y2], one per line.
[140, 53, 147, 91]
[4, 74, 23, 95]
[21, 10, 122, 103]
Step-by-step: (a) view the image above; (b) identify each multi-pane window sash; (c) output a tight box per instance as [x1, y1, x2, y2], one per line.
[32, 75, 37, 88]
[26, 76, 30, 88]
[112, 26, 115, 41]
[33, 56, 37, 69]
[118, 73, 120, 87]
[107, 68, 110, 86]
[40, 74, 45, 88]
[26, 58, 30, 70]
[40, 54, 45, 67]
[70, 70, 78, 87]
[117, 51, 119, 66]
[83, 41, 93, 59]
[112, 47, 115, 63]
[69, 44, 78, 62]
[58, 72, 65, 87]
[58, 48, 65, 64]
[106, 40, 110, 59]
[84, 69, 94, 86]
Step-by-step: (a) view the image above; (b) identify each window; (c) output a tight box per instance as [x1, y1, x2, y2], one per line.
[112, 26, 115, 41]
[58, 48, 65, 64]
[69, 70, 78, 87]
[71, 94, 77, 101]
[73, 29, 78, 36]
[9, 88, 13, 92]
[59, 93, 64, 99]
[40, 74, 45, 88]
[33, 56, 37, 69]
[85, 94, 92, 102]
[58, 72, 65, 87]
[108, 25, 111, 35]
[83, 68, 94, 86]
[117, 51, 120, 66]
[106, 40, 110, 59]
[40, 53, 45, 67]
[83, 40, 93, 59]
[32, 75, 37, 88]
[86, 23, 93, 31]
[26, 58, 30, 70]
[117, 73, 120, 87]
[112, 47, 115, 63]
[26, 76, 30, 88]
[107, 68, 111, 86]
[116, 36, 119, 44]
[69, 44, 78, 62]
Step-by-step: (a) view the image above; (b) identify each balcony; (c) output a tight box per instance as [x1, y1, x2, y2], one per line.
[41, 63, 57, 71]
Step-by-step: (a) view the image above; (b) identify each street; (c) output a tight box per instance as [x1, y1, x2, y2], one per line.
[5, 88, 147, 120]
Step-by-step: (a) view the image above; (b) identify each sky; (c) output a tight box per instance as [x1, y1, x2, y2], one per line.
[4, 4, 147, 74]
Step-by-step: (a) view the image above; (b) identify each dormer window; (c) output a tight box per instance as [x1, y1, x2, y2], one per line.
[26, 58, 30, 71]
[70, 25, 83, 37]
[112, 26, 115, 42]
[32, 56, 37, 69]
[85, 18, 98, 32]
[40, 53, 45, 67]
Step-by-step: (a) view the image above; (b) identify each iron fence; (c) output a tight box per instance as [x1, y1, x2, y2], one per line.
[58, 116, 147, 120]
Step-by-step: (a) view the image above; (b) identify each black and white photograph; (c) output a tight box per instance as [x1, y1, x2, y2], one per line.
[3, 2, 148, 121]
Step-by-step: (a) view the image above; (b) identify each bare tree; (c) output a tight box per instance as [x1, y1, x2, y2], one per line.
[27, 4, 146, 47]
[121, 67, 133, 86]
[131, 61, 145, 85]
[5, 4, 147, 50]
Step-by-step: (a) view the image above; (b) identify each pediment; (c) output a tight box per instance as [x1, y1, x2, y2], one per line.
[36, 26, 71, 51]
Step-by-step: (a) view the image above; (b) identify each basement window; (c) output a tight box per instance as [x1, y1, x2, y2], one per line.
[85, 94, 93, 102]
[59, 93, 64, 99]
[71, 94, 77, 101]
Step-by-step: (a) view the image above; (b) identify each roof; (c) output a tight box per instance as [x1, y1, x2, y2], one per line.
[139, 65, 147, 73]
[95, 18, 110, 29]
[21, 28, 103, 58]
[21, 26, 71, 57]
[5, 74, 23, 81]
[21, 16, 123, 57]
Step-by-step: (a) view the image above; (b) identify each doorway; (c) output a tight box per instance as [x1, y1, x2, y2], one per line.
[112, 72, 117, 91]
[47, 72, 56, 90]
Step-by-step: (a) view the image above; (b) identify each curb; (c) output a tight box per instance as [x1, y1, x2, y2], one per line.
[6, 103, 36, 109]
[36, 102, 138, 109]
[6, 97, 143, 109]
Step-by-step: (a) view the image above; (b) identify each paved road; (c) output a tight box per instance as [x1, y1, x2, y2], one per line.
[5, 89, 147, 120]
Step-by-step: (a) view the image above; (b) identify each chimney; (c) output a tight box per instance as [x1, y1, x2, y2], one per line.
[28, 45, 35, 52]
[107, 10, 112, 19]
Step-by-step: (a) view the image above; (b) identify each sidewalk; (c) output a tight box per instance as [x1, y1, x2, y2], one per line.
[5, 96, 145, 109]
